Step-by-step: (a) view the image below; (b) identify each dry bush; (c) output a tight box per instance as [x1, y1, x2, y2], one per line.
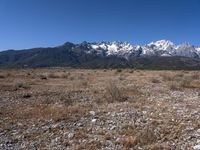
[122, 136, 135, 149]
[122, 85, 142, 102]
[0, 72, 10, 78]
[180, 77, 192, 88]
[160, 73, 174, 81]
[60, 72, 70, 78]
[0, 73, 6, 78]
[174, 73, 184, 78]
[122, 126, 158, 149]
[69, 76, 75, 80]
[14, 81, 30, 90]
[39, 74, 47, 80]
[47, 73, 60, 78]
[104, 82, 127, 103]
[120, 124, 137, 136]
[81, 81, 88, 87]
[116, 69, 122, 73]
[180, 76, 200, 89]
[170, 82, 180, 91]
[151, 78, 161, 83]
[119, 75, 125, 81]
[129, 69, 134, 73]
[132, 126, 157, 147]
[190, 72, 199, 80]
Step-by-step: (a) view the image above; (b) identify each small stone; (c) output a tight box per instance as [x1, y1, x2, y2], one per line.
[89, 111, 95, 116]
[193, 145, 200, 150]
[91, 119, 97, 123]
[197, 129, 200, 134]
[197, 139, 200, 144]
[110, 126, 116, 130]
[68, 133, 74, 139]
[116, 138, 121, 143]
[142, 111, 147, 114]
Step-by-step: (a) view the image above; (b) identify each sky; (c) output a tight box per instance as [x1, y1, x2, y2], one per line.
[0, 0, 200, 50]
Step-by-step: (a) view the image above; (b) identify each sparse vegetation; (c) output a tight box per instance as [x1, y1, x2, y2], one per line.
[170, 82, 180, 91]
[0, 68, 199, 149]
[104, 82, 126, 103]
[151, 78, 161, 83]
[47, 73, 60, 78]
[116, 69, 122, 73]
[160, 73, 174, 81]
[0, 73, 6, 78]
[39, 74, 48, 80]
[14, 81, 30, 90]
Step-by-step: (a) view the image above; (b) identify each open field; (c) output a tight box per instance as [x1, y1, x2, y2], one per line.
[0, 68, 200, 149]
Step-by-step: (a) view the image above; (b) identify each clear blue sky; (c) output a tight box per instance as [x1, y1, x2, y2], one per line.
[0, 0, 200, 50]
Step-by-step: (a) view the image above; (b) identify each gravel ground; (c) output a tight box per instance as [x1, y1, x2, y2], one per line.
[0, 68, 200, 149]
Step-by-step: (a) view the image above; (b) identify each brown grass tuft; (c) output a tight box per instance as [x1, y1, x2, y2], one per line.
[170, 82, 180, 91]
[151, 78, 161, 83]
[104, 82, 127, 103]
[14, 81, 30, 90]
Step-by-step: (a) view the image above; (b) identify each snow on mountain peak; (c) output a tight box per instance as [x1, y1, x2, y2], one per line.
[148, 40, 175, 50]
[84, 40, 200, 59]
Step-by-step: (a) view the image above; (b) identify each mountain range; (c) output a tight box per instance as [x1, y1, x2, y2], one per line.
[1, 40, 200, 69]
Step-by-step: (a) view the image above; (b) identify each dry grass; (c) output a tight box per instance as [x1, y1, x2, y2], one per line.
[116, 69, 122, 73]
[122, 136, 135, 149]
[160, 73, 174, 81]
[8, 104, 91, 121]
[0, 73, 6, 78]
[39, 74, 48, 80]
[14, 81, 30, 90]
[122, 126, 158, 149]
[180, 75, 200, 89]
[47, 73, 60, 78]
[0, 68, 199, 149]
[104, 82, 127, 103]
[133, 126, 157, 146]
[170, 82, 180, 91]
[151, 78, 161, 83]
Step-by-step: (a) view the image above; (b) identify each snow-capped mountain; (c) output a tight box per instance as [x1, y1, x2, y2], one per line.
[1, 39, 200, 69]
[75, 40, 200, 59]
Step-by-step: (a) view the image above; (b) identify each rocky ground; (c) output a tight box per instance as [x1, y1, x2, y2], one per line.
[0, 68, 200, 150]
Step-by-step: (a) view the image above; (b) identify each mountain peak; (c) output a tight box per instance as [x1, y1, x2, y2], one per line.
[147, 40, 175, 51]
[148, 39, 174, 46]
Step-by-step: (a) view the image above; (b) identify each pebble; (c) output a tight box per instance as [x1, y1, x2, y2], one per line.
[197, 129, 200, 134]
[193, 145, 200, 150]
[89, 111, 96, 116]
[91, 119, 97, 123]
[68, 133, 74, 139]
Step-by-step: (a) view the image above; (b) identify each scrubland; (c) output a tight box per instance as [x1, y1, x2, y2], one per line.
[0, 68, 200, 149]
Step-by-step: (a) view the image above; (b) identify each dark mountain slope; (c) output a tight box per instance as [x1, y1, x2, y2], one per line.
[1, 41, 200, 69]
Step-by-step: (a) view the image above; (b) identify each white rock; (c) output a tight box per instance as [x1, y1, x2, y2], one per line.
[89, 111, 95, 116]
[197, 129, 200, 134]
[197, 139, 200, 144]
[142, 111, 147, 114]
[193, 145, 200, 150]
[68, 133, 74, 139]
[91, 119, 97, 123]
[110, 126, 116, 130]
